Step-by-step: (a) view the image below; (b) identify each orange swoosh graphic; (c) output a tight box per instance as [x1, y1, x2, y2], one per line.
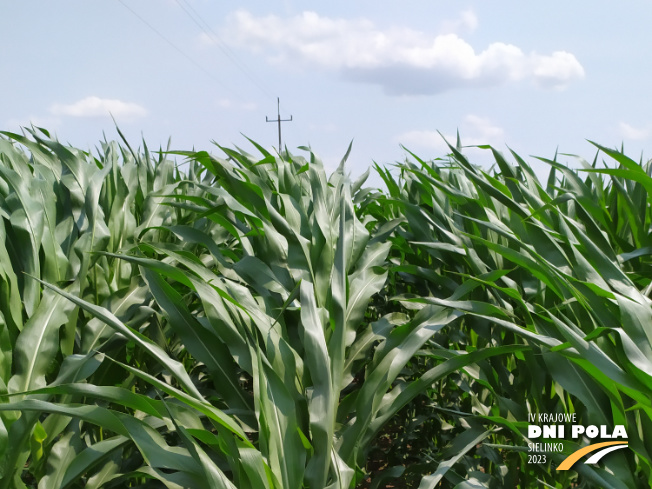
[557, 441, 628, 471]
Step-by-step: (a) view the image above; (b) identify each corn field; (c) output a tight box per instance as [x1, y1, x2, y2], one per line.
[0, 127, 651, 488]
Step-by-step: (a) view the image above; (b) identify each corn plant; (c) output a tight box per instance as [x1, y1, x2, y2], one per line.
[0, 128, 200, 487]
[366, 141, 652, 488]
[2, 128, 652, 488]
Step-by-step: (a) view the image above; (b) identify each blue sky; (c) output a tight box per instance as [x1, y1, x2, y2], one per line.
[3, 1, 651, 181]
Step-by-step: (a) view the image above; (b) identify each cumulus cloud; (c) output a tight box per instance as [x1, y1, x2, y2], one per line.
[397, 115, 505, 153]
[50, 96, 147, 119]
[222, 10, 584, 95]
[619, 122, 651, 141]
[216, 98, 257, 111]
[464, 114, 505, 141]
[439, 9, 479, 34]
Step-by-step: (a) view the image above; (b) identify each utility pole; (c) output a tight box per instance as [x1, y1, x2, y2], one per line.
[266, 97, 292, 150]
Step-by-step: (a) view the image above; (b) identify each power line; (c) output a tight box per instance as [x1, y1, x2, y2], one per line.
[173, 0, 275, 101]
[172, 1, 297, 133]
[116, 0, 240, 98]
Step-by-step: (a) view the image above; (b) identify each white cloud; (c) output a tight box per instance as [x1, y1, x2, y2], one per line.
[50, 96, 147, 119]
[439, 9, 479, 34]
[216, 98, 257, 111]
[464, 115, 505, 142]
[223, 10, 584, 95]
[531, 51, 586, 90]
[619, 122, 651, 141]
[396, 115, 505, 153]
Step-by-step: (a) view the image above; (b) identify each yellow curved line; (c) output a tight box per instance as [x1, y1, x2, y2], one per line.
[557, 441, 628, 471]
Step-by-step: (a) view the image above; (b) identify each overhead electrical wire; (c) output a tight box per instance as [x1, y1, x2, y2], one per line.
[116, 0, 292, 135]
[116, 0, 241, 99]
[173, 0, 276, 101]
